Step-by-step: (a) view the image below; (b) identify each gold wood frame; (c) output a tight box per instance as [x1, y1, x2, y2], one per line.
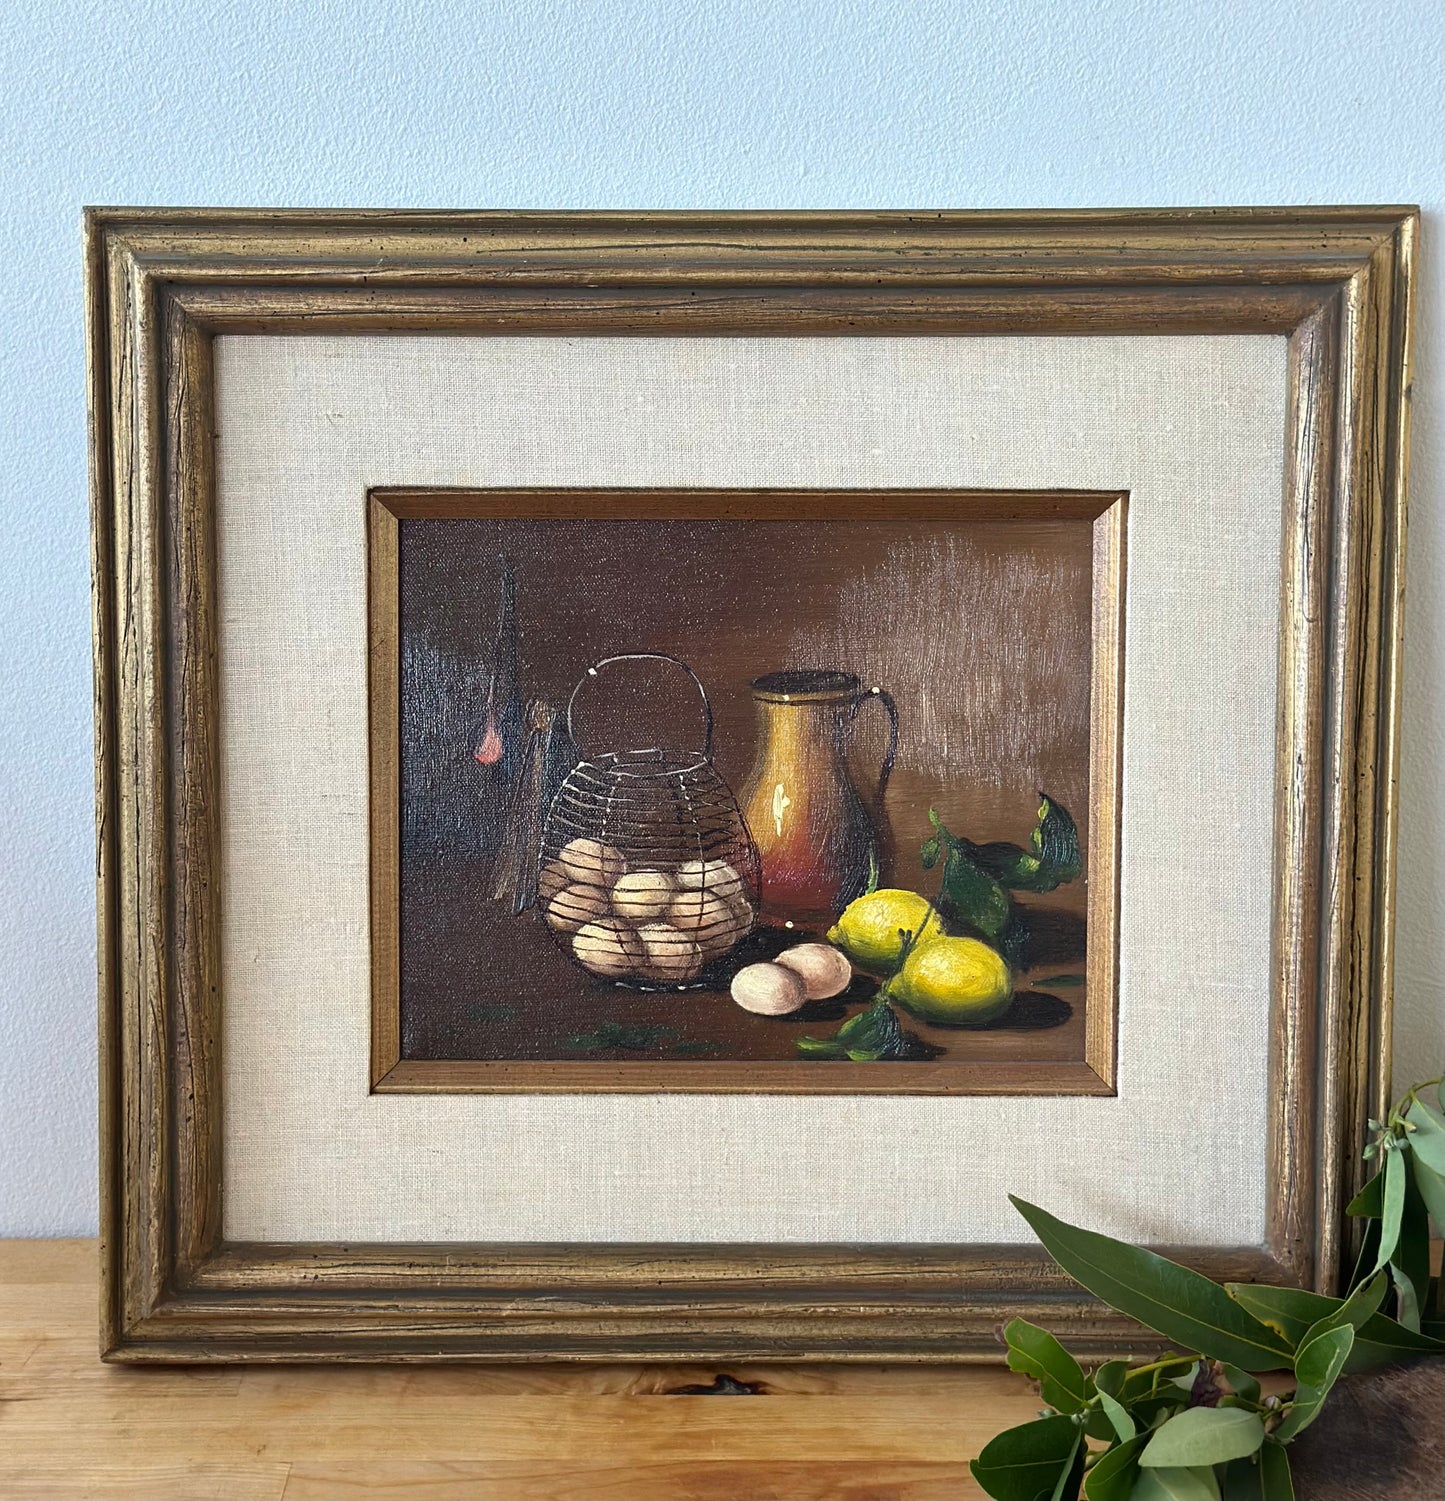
[89, 208, 1415, 1361]
[366, 486, 1126, 1097]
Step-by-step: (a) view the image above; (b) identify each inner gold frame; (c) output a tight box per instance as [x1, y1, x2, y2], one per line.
[368, 486, 1126, 1096]
[90, 208, 1414, 1361]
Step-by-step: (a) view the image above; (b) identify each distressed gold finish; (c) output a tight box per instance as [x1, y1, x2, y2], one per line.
[89, 208, 1415, 1362]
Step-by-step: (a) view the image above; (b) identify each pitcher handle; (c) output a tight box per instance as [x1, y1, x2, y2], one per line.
[566, 652, 714, 761]
[848, 685, 898, 808]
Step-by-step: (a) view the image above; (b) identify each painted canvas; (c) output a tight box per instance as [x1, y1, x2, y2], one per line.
[371, 489, 1123, 1093]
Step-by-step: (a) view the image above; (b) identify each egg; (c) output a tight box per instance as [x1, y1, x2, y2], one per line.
[725, 888, 756, 926]
[730, 962, 807, 1016]
[773, 942, 853, 1000]
[558, 836, 627, 889]
[544, 882, 610, 935]
[669, 887, 748, 959]
[676, 857, 746, 904]
[572, 919, 643, 978]
[610, 869, 676, 924]
[636, 922, 704, 984]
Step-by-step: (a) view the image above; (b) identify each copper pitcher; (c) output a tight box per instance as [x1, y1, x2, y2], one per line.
[739, 670, 898, 929]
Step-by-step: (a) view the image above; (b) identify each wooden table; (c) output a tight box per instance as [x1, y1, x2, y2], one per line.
[1, 1240, 1040, 1500]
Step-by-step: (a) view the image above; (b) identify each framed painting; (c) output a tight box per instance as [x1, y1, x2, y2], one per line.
[367, 486, 1124, 1095]
[90, 207, 1415, 1361]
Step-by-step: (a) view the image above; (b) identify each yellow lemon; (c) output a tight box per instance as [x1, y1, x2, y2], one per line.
[889, 936, 1013, 1028]
[826, 889, 946, 975]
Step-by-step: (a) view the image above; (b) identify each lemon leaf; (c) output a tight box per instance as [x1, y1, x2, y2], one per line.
[1345, 1169, 1383, 1216]
[1082, 1433, 1148, 1500]
[1223, 1282, 1445, 1370]
[968, 1414, 1080, 1501]
[1404, 1097, 1445, 1174]
[1139, 1407, 1265, 1468]
[1002, 1318, 1092, 1413]
[1028, 791, 1083, 886]
[937, 842, 1012, 939]
[1222, 1443, 1294, 1501]
[797, 999, 904, 1062]
[1011, 1198, 1293, 1371]
[1371, 1145, 1407, 1273]
[1273, 1324, 1353, 1441]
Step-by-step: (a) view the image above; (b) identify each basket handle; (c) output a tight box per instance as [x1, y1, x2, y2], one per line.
[566, 653, 715, 760]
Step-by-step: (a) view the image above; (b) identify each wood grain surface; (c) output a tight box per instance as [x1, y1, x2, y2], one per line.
[1, 1240, 1037, 1500]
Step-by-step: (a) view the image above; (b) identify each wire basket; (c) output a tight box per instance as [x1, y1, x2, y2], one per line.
[537, 654, 759, 989]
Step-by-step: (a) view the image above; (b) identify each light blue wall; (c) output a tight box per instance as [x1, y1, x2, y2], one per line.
[1, 0, 1441, 1234]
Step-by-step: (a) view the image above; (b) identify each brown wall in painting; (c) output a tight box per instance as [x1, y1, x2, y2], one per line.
[400, 514, 1094, 867]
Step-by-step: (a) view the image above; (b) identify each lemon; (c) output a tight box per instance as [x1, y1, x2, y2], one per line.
[826, 889, 947, 975]
[889, 936, 1013, 1028]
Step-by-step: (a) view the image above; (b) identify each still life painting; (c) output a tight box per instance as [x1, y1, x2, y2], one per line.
[370, 489, 1124, 1094]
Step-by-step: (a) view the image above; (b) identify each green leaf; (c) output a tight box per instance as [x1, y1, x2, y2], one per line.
[1373, 1144, 1406, 1272]
[1225, 1282, 1445, 1371]
[1404, 1097, 1445, 1174]
[1222, 1284, 1316, 1348]
[1302, 1268, 1388, 1340]
[1029, 792, 1083, 886]
[1347, 1213, 1382, 1293]
[1391, 1263, 1423, 1334]
[1412, 1155, 1445, 1232]
[1130, 1466, 1221, 1501]
[1257, 1443, 1294, 1501]
[1084, 1360, 1132, 1442]
[1140, 1408, 1265, 1468]
[1036, 973, 1086, 988]
[1345, 1170, 1383, 1217]
[1082, 1433, 1147, 1500]
[1274, 1323, 1353, 1441]
[945, 794, 1084, 894]
[1050, 1433, 1085, 1501]
[1403, 1101, 1445, 1232]
[1117, 1357, 1197, 1403]
[938, 840, 1013, 939]
[1098, 1388, 1136, 1442]
[1387, 1173, 1431, 1332]
[1010, 1198, 1293, 1371]
[1223, 1442, 1294, 1501]
[1003, 1318, 1092, 1413]
[565, 1021, 678, 1051]
[1129, 1393, 1194, 1430]
[968, 1413, 1080, 1501]
[968, 839, 1043, 885]
[797, 999, 904, 1062]
[1220, 1364, 1260, 1404]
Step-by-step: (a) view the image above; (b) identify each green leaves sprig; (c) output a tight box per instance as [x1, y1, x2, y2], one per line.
[922, 793, 1081, 962]
[972, 1081, 1445, 1501]
[796, 995, 905, 1062]
[1347, 1078, 1445, 1336]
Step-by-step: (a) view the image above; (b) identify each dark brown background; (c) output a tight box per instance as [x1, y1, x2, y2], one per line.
[399, 514, 1094, 1065]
